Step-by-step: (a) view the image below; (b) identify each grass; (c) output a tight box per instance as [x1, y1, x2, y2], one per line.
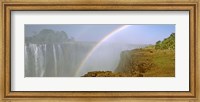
[143, 49, 175, 77]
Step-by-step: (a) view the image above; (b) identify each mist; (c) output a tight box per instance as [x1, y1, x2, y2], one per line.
[25, 29, 146, 77]
[24, 24, 175, 77]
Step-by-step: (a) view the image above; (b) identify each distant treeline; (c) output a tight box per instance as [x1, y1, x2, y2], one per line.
[155, 33, 175, 50]
[25, 29, 75, 43]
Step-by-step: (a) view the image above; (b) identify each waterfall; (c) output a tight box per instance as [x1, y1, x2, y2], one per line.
[52, 44, 57, 76]
[24, 45, 28, 77]
[25, 42, 142, 77]
[25, 42, 91, 77]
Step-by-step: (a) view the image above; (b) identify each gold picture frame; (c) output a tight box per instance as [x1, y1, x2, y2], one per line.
[0, 0, 199, 101]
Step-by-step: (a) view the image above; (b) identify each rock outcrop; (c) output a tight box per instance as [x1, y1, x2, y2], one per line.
[115, 49, 153, 74]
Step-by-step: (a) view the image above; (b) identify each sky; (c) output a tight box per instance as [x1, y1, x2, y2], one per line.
[25, 24, 175, 44]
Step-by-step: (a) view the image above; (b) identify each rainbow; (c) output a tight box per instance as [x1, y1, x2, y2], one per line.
[75, 25, 131, 76]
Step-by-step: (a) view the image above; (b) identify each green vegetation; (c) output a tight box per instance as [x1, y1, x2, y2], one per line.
[155, 33, 175, 50]
[83, 33, 175, 77]
[144, 50, 175, 77]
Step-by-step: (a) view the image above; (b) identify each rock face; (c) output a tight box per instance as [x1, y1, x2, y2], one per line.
[115, 49, 153, 74]
[82, 71, 143, 77]
[115, 51, 134, 72]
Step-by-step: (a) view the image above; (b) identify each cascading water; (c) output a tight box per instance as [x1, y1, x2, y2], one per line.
[25, 42, 94, 77]
[52, 44, 57, 76]
[25, 42, 144, 77]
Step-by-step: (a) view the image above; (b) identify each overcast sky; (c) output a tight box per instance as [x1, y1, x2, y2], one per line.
[25, 24, 175, 44]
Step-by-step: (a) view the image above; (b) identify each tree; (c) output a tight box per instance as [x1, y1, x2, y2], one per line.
[155, 33, 175, 50]
[155, 40, 161, 49]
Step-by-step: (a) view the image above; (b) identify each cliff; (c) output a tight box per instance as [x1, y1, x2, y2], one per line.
[115, 48, 175, 77]
[115, 49, 154, 74]
[82, 33, 175, 77]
